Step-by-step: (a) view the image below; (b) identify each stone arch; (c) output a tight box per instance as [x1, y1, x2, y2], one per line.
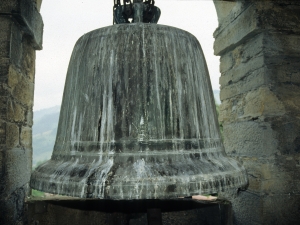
[1, 1, 300, 225]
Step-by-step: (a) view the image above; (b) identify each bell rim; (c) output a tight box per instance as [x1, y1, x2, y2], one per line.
[30, 158, 248, 199]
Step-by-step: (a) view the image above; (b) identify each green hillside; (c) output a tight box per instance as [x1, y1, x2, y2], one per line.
[32, 106, 60, 166]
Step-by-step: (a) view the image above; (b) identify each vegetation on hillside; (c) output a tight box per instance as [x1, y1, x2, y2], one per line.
[32, 106, 60, 166]
[31, 159, 48, 197]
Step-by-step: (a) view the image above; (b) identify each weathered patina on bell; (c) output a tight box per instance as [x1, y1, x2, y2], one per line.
[30, 0, 248, 199]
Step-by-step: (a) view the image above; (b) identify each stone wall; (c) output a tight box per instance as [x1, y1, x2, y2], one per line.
[214, 1, 300, 224]
[0, 0, 43, 224]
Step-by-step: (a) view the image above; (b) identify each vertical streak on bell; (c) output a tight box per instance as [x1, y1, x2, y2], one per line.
[133, 3, 144, 23]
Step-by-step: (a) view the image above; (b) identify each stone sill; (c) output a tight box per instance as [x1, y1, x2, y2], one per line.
[27, 197, 232, 225]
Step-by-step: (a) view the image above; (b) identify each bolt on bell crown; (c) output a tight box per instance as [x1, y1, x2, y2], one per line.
[30, 1, 248, 199]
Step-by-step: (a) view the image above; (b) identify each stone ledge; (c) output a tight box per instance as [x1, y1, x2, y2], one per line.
[0, 0, 43, 50]
[214, 3, 260, 56]
[26, 198, 232, 225]
[214, 2, 300, 56]
[213, 1, 252, 39]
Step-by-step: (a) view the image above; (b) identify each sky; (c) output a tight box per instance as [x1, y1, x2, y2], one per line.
[34, 0, 219, 111]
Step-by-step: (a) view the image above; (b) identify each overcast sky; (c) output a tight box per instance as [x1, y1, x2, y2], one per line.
[34, 0, 219, 111]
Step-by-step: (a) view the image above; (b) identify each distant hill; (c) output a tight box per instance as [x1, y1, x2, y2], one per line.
[32, 106, 60, 166]
[32, 90, 220, 166]
[213, 90, 220, 104]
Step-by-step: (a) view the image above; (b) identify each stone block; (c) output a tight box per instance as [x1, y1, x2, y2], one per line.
[219, 52, 234, 75]
[0, 17, 23, 69]
[25, 108, 33, 126]
[222, 190, 300, 225]
[8, 65, 34, 107]
[0, 18, 36, 80]
[262, 194, 300, 225]
[0, 17, 35, 78]
[261, 175, 294, 195]
[20, 126, 32, 149]
[0, 96, 8, 120]
[238, 155, 300, 195]
[223, 121, 278, 157]
[8, 65, 21, 91]
[264, 33, 300, 57]
[240, 158, 282, 194]
[243, 87, 286, 119]
[219, 55, 265, 88]
[214, 4, 260, 55]
[0, 149, 3, 182]
[220, 67, 267, 101]
[0, 0, 18, 12]
[36, 0, 42, 12]
[231, 191, 262, 225]
[0, 16, 12, 59]
[268, 60, 300, 85]
[219, 96, 245, 124]
[6, 122, 19, 149]
[214, 1, 248, 27]
[269, 116, 300, 155]
[10, 22, 23, 68]
[0, 0, 43, 50]
[7, 99, 25, 123]
[260, 163, 300, 194]
[219, 85, 287, 123]
[0, 82, 10, 97]
[0, 148, 31, 198]
[18, 0, 43, 50]
[276, 84, 300, 115]
[0, 121, 6, 146]
[21, 38, 36, 82]
[0, 58, 10, 80]
[258, 3, 300, 34]
[215, 2, 300, 56]
[239, 158, 262, 192]
[0, 186, 27, 225]
[219, 33, 264, 74]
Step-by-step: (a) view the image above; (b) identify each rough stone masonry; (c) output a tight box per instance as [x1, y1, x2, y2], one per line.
[214, 1, 300, 224]
[0, 0, 43, 224]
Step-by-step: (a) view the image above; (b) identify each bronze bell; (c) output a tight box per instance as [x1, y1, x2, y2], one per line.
[31, 1, 248, 199]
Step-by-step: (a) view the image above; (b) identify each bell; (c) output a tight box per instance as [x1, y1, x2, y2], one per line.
[31, 1, 248, 199]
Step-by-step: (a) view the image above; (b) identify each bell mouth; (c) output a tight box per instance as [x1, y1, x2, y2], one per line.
[31, 142, 247, 199]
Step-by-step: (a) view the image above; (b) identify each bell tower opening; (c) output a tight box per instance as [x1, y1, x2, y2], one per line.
[30, 0, 246, 224]
[31, 0, 247, 200]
